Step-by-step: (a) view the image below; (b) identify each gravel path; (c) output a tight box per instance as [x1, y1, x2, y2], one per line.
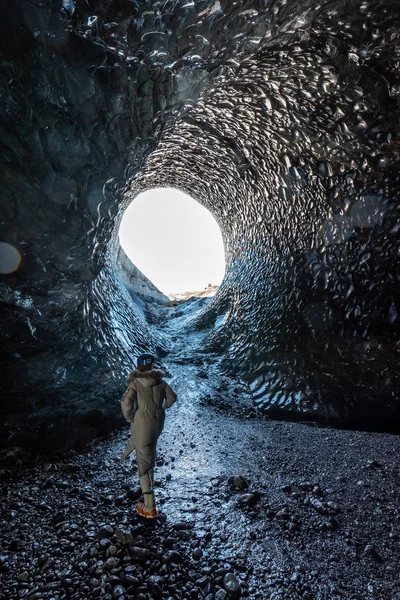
[1, 299, 399, 600]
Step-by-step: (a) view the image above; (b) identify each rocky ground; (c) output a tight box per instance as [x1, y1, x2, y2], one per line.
[1, 298, 400, 600]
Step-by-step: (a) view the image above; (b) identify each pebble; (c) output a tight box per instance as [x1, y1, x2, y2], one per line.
[129, 546, 151, 561]
[223, 572, 241, 598]
[231, 476, 249, 490]
[115, 528, 133, 545]
[326, 501, 339, 513]
[364, 545, 382, 561]
[104, 557, 119, 570]
[163, 550, 183, 564]
[309, 497, 326, 514]
[113, 585, 126, 597]
[238, 493, 259, 507]
[147, 575, 163, 597]
[163, 536, 176, 548]
[40, 557, 53, 573]
[299, 482, 314, 491]
[96, 525, 114, 539]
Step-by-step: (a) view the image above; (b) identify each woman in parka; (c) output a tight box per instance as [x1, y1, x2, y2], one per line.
[120, 353, 177, 518]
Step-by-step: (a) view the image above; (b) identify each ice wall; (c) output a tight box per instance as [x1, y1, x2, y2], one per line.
[1, 0, 399, 449]
[116, 247, 168, 304]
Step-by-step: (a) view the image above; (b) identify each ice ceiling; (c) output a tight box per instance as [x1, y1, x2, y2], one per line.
[1, 0, 399, 450]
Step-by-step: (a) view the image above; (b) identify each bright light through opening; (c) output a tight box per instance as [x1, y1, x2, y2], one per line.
[119, 188, 226, 296]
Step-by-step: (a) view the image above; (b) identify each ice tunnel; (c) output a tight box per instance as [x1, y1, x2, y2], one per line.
[0, 0, 399, 451]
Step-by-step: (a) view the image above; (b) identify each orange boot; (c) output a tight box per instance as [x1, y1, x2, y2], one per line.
[136, 491, 158, 519]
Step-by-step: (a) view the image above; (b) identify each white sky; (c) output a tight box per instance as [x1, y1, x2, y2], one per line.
[119, 188, 226, 295]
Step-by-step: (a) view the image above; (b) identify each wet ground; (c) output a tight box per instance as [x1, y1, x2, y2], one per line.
[1, 299, 400, 600]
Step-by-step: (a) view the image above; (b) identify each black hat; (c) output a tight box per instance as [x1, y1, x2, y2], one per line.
[137, 353, 154, 367]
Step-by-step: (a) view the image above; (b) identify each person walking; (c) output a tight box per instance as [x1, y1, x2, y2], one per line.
[120, 353, 177, 518]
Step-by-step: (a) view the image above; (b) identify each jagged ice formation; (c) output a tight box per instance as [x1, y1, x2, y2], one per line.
[1, 0, 399, 450]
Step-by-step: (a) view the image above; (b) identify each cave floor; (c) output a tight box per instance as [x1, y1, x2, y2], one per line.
[1, 299, 400, 600]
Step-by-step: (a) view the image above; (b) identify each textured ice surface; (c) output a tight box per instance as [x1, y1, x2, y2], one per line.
[0, 0, 399, 448]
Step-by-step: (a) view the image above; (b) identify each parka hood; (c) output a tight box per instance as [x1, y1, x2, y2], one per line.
[128, 369, 164, 387]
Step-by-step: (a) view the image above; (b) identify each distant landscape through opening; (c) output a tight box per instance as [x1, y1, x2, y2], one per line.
[119, 188, 226, 297]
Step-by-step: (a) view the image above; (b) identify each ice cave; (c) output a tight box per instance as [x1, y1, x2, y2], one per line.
[1, 0, 399, 452]
[2, 2, 400, 599]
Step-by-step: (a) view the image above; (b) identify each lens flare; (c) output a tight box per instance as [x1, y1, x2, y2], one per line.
[0, 242, 22, 274]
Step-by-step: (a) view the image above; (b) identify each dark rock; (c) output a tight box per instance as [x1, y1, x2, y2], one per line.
[363, 545, 383, 562]
[147, 575, 163, 598]
[299, 482, 314, 491]
[238, 493, 259, 507]
[104, 557, 119, 570]
[366, 459, 381, 469]
[114, 495, 126, 506]
[129, 546, 151, 562]
[39, 557, 53, 573]
[326, 501, 339, 513]
[115, 529, 133, 545]
[229, 476, 249, 490]
[223, 573, 241, 598]
[308, 498, 327, 514]
[52, 512, 65, 526]
[196, 576, 211, 588]
[126, 488, 142, 501]
[163, 550, 183, 565]
[55, 481, 69, 489]
[96, 525, 114, 539]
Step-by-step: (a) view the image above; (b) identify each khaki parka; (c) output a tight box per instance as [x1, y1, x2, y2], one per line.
[120, 369, 177, 476]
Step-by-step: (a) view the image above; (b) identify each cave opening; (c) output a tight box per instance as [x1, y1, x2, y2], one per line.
[118, 188, 226, 298]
